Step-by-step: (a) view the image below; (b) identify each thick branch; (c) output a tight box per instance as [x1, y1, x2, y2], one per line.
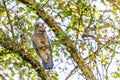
[37, 5, 97, 80]
[18, 0, 96, 80]
[0, 38, 49, 80]
[20, 48, 49, 80]
[1, 49, 49, 80]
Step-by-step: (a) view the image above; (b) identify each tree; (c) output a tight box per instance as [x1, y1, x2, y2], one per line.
[0, 0, 120, 80]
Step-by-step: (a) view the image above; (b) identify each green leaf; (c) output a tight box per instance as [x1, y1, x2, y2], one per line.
[19, 7, 24, 12]
[40, 0, 44, 2]
[53, 75, 58, 80]
[54, 50, 59, 56]
[64, 53, 68, 57]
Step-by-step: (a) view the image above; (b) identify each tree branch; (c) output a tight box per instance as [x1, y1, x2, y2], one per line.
[65, 66, 78, 80]
[0, 74, 5, 80]
[1, 48, 49, 80]
[0, 36, 49, 80]
[37, 6, 97, 80]
[18, 0, 96, 80]
[20, 48, 49, 80]
[2, 0, 15, 37]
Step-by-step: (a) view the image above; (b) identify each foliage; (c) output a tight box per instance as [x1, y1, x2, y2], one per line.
[0, 0, 120, 80]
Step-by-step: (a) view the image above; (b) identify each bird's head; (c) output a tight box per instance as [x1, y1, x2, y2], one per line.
[34, 22, 45, 33]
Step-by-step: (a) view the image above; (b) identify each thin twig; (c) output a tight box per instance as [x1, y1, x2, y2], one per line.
[65, 66, 78, 80]
[42, 0, 49, 8]
[0, 74, 5, 80]
[2, 0, 15, 37]
[83, 35, 120, 60]
[2, 22, 11, 32]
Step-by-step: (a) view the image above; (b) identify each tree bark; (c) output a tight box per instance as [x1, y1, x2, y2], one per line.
[18, 0, 96, 80]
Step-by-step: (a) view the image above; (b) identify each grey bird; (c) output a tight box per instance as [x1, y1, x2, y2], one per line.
[31, 22, 54, 69]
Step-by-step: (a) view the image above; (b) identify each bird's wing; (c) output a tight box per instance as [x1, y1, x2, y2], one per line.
[32, 34, 50, 63]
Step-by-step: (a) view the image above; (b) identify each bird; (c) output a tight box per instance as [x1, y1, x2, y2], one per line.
[31, 22, 54, 69]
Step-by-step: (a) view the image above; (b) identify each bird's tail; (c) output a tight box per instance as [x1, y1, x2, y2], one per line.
[42, 59, 54, 69]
